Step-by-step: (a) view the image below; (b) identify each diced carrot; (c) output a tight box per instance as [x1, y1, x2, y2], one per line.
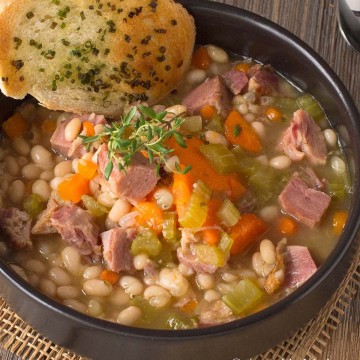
[181, 300, 198, 314]
[230, 213, 268, 255]
[135, 201, 164, 234]
[2, 113, 29, 138]
[332, 210, 348, 235]
[203, 198, 222, 227]
[200, 105, 217, 120]
[202, 229, 221, 245]
[140, 150, 149, 159]
[265, 107, 282, 122]
[58, 174, 90, 203]
[279, 216, 297, 235]
[224, 110, 262, 153]
[235, 63, 251, 73]
[192, 46, 211, 70]
[77, 159, 98, 180]
[172, 170, 194, 218]
[100, 269, 120, 285]
[41, 119, 57, 133]
[82, 121, 95, 136]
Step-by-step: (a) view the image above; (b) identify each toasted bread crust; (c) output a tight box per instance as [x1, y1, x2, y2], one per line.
[0, 0, 195, 117]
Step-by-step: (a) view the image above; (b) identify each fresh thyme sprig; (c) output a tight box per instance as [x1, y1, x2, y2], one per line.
[80, 105, 192, 180]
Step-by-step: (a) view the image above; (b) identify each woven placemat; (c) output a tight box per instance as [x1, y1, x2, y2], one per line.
[1, 246, 359, 360]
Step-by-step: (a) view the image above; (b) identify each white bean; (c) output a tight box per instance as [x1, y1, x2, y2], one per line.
[39, 278, 57, 297]
[186, 69, 207, 85]
[17, 156, 28, 167]
[207, 45, 229, 63]
[133, 253, 149, 270]
[57, 286, 80, 300]
[83, 279, 113, 297]
[269, 155, 292, 170]
[252, 252, 274, 277]
[216, 282, 234, 295]
[54, 160, 73, 177]
[12, 137, 30, 156]
[233, 95, 245, 105]
[40, 169, 55, 181]
[31, 145, 54, 170]
[63, 299, 87, 313]
[237, 103, 248, 115]
[32, 179, 51, 201]
[251, 121, 266, 139]
[204, 130, 229, 146]
[204, 289, 221, 302]
[83, 265, 103, 280]
[259, 205, 279, 222]
[120, 276, 144, 296]
[108, 199, 131, 223]
[324, 129, 338, 148]
[110, 287, 131, 306]
[117, 306, 141, 326]
[65, 117, 82, 141]
[243, 91, 256, 103]
[5, 156, 20, 176]
[178, 263, 194, 277]
[164, 155, 180, 173]
[8, 180, 25, 204]
[144, 285, 171, 308]
[22, 163, 42, 180]
[248, 104, 261, 114]
[50, 176, 69, 191]
[24, 259, 46, 274]
[153, 188, 173, 210]
[88, 299, 103, 317]
[244, 113, 256, 123]
[97, 193, 116, 208]
[159, 268, 189, 297]
[62, 246, 82, 275]
[221, 273, 238, 283]
[28, 274, 40, 287]
[331, 156, 346, 174]
[72, 158, 79, 173]
[260, 239, 277, 265]
[196, 273, 215, 290]
[49, 267, 72, 286]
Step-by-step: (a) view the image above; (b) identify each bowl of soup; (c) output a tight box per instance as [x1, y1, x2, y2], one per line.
[0, 1, 360, 359]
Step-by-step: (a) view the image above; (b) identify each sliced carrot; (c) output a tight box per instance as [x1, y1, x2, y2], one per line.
[181, 300, 198, 314]
[78, 159, 98, 180]
[172, 170, 194, 218]
[200, 105, 217, 120]
[235, 63, 251, 73]
[224, 110, 262, 153]
[279, 216, 297, 235]
[2, 113, 29, 138]
[82, 121, 95, 136]
[41, 119, 57, 134]
[192, 46, 211, 70]
[332, 210, 348, 235]
[265, 107, 282, 122]
[135, 201, 164, 234]
[203, 198, 222, 227]
[230, 213, 267, 255]
[58, 174, 90, 203]
[202, 229, 221, 246]
[100, 269, 120, 285]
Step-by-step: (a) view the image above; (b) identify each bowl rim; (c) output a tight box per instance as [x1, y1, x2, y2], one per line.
[1, 0, 360, 342]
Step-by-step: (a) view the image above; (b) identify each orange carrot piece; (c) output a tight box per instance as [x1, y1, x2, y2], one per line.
[192, 46, 211, 70]
[265, 107, 282, 122]
[100, 269, 120, 285]
[202, 229, 221, 245]
[200, 105, 217, 120]
[82, 121, 95, 136]
[41, 119, 57, 134]
[203, 198, 222, 227]
[332, 210, 348, 235]
[58, 174, 90, 203]
[2, 113, 29, 138]
[135, 201, 164, 234]
[230, 213, 267, 255]
[78, 159, 98, 180]
[225, 110, 262, 153]
[181, 300, 198, 314]
[279, 216, 297, 235]
[235, 63, 251, 73]
[172, 170, 194, 218]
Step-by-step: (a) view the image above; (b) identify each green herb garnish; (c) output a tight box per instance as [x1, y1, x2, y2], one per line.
[80, 106, 191, 179]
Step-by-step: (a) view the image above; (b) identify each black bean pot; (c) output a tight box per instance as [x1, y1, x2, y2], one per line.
[1, 1, 360, 359]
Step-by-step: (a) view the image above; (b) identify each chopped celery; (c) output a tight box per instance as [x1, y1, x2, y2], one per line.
[162, 212, 180, 245]
[193, 243, 226, 267]
[216, 199, 241, 227]
[165, 313, 194, 329]
[154, 245, 175, 266]
[179, 180, 211, 228]
[23, 194, 45, 218]
[199, 143, 238, 174]
[131, 228, 163, 257]
[81, 195, 109, 217]
[296, 94, 324, 121]
[181, 116, 203, 133]
[222, 278, 264, 315]
[204, 115, 223, 133]
[274, 97, 299, 120]
[130, 296, 158, 324]
[218, 232, 234, 255]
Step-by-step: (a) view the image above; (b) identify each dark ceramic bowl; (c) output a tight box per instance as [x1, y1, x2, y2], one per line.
[1, 1, 360, 359]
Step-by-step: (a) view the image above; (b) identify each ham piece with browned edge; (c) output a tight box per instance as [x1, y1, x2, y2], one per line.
[221, 70, 248, 95]
[248, 66, 278, 95]
[279, 176, 331, 228]
[31, 198, 59, 235]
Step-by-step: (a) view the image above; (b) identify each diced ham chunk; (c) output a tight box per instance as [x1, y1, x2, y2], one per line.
[97, 144, 159, 204]
[0, 208, 32, 248]
[279, 176, 331, 228]
[222, 70, 248, 95]
[31, 198, 59, 235]
[177, 247, 218, 274]
[51, 204, 100, 256]
[285, 246, 317, 288]
[100, 227, 136, 273]
[248, 66, 278, 95]
[182, 76, 231, 117]
[278, 109, 327, 165]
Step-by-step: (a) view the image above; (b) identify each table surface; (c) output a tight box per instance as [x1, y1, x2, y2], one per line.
[1, 0, 360, 359]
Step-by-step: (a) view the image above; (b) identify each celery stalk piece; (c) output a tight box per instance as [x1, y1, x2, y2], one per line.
[193, 243, 226, 267]
[216, 199, 241, 227]
[131, 228, 163, 257]
[181, 116, 203, 133]
[81, 195, 109, 217]
[204, 115, 224, 132]
[165, 313, 194, 329]
[296, 94, 325, 122]
[218, 232, 234, 255]
[162, 212, 180, 245]
[274, 97, 299, 120]
[199, 143, 238, 174]
[179, 180, 211, 228]
[222, 278, 264, 315]
[23, 194, 45, 218]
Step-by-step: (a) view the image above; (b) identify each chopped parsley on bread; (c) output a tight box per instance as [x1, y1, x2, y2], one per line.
[0, 0, 195, 117]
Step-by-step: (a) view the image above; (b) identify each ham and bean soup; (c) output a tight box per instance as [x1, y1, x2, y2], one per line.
[0, 45, 350, 329]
